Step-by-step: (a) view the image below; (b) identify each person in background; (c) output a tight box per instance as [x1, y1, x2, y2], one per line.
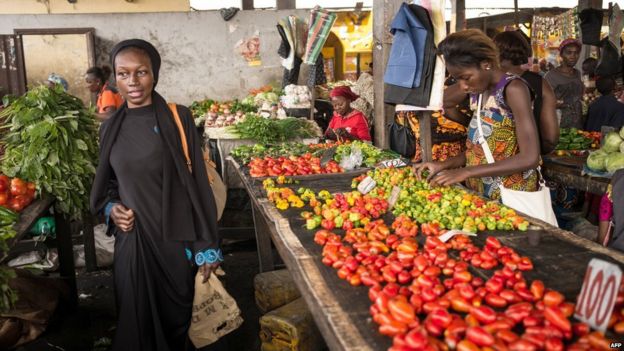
[586, 77, 624, 132]
[415, 29, 540, 200]
[494, 30, 559, 155]
[47, 73, 68, 91]
[545, 39, 584, 129]
[90, 39, 223, 351]
[86, 65, 123, 120]
[325, 85, 371, 141]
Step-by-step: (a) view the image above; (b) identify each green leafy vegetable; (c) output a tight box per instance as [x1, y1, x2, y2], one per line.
[228, 115, 320, 145]
[0, 85, 98, 220]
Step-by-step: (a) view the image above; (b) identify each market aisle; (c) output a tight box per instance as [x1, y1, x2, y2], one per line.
[15, 208, 262, 351]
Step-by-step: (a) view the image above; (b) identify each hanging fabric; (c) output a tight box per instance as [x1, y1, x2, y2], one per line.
[303, 6, 336, 65]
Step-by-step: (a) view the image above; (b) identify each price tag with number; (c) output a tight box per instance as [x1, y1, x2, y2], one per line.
[574, 258, 623, 332]
[377, 158, 408, 169]
[438, 230, 477, 243]
[388, 186, 401, 209]
[357, 176, 377, 195]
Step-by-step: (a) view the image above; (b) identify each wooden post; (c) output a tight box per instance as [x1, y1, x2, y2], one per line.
[276, 0, 295, 10]
[419, 112, 433, 162]
[83, 214, 97, 271]
[242, 0, 254, 10]
[55, 211, 77, 306]
[450, 0, 466, 33]
[373, 0, 402, 149]
[514, 0, 520, 28]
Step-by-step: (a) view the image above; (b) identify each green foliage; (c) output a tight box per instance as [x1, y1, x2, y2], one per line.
[228, 115, 318, 145]
[0, 85, 98, 220]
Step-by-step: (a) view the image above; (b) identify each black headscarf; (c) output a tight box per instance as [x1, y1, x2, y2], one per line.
[90, 39, 219, 248]
[110, 39, 162, 86]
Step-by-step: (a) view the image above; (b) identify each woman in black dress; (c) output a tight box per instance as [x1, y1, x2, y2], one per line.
[90, 39, 222, 351]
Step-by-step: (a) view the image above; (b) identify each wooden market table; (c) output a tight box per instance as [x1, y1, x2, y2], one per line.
[229, 157, 624, 350]
[542, 155, 610, 195]
[0, 197, 79, 303]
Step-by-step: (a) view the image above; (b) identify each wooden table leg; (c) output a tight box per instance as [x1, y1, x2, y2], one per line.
[82, 214, 97, 271]
[251, 202, 275, 272]
[55, 212, 77, 306]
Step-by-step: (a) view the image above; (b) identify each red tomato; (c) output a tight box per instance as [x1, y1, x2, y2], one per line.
[10, 178, 26, 196]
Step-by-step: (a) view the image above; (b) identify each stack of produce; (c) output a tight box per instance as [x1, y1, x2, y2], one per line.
[230, 143, 312, 164]
[248, 154, 342, 177]
[227, 115, 321, 145]
[0, 175, 36, 212]
[190, 99, 256, 128]
[586, 127, 624, 173]
[231, 141, 400, 176]
[334, 141, 401, 168]
[555, 128, 600, 151]
[241, 85, 282, 109]
[0, 206, 18, 311]
[0, 85, 98, 220]
[353, 168, 529, 233]
[280, 85, 312, 109]
[261, 170, 618, 349]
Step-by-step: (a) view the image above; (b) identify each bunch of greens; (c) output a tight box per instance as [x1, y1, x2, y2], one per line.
[189, 98, 216, 119]
[230, 142, 317, 163]
[0, 85, 98, 220]
[228, 115, 319, 144]
[334, 141, 400, 167]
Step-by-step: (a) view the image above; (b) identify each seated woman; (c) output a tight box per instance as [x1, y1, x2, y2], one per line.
[324, 86, 371, 141]
[415, 29, 540, 200]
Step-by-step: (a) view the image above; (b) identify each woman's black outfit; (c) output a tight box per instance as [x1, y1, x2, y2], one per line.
[91, 94, 220, 351]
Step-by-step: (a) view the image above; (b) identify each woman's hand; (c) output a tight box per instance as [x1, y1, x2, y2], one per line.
[413, 162, 446, 181]
[430, 168, 471, 187]
[199, 262, 220, 283]
[110, 203, 135, 232]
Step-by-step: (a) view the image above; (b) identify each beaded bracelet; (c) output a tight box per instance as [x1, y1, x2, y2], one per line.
[194, 248, 224, 266]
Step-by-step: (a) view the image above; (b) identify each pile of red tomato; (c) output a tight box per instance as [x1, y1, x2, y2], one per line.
[314, 213, 617, 350]
[248, 153, 342, 177]
[0, 175, 36, 212]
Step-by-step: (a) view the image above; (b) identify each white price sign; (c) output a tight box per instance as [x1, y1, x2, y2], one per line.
[357, 176, 377, 195]
[438, 230, 477, 243]
[388, 186, 401, 209]
[377, 158, 408, 169]
[574, 258, 622, 333]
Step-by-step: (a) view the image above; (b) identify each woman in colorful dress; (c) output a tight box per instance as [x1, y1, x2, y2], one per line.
[415, 29, 540, 200]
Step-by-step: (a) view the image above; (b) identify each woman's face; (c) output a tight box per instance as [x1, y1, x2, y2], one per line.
[114, 48, 154, 108]
[446, 62, 492, 95]
[560, 45, 580, 68]
[331, 96, 351, 116]
[85, 74, 101, 93]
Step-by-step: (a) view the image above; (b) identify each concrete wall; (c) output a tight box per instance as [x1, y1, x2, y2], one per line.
[22, 34, 91, 102]
[0, 9, 310, 104]
[0, 0, 190, 14]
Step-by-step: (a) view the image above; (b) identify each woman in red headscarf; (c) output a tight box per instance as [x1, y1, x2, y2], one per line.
[325, 86, 371, 141]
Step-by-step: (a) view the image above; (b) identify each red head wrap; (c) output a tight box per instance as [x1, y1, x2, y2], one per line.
[559, 38, 581, 53]
[330, 85, 359, 102]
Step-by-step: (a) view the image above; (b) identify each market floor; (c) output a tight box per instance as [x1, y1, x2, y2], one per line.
[15, 210, 264, 351]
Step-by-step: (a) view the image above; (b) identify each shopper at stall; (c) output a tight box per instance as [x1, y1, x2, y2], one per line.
[85, 65, 123, 119]
[585, 77, 624, 132]
[415, 29, 540, 200]
[545, 39, 584, 129]
[90, 39, 223, 351]
[494, 30, 559, 154]
[325, 85, 371, 141]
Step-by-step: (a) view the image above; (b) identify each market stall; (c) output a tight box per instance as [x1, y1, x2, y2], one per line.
[229, 156, 624, 350]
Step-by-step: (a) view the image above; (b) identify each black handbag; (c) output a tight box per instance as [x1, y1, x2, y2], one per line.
[388, 113, 416, 158]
